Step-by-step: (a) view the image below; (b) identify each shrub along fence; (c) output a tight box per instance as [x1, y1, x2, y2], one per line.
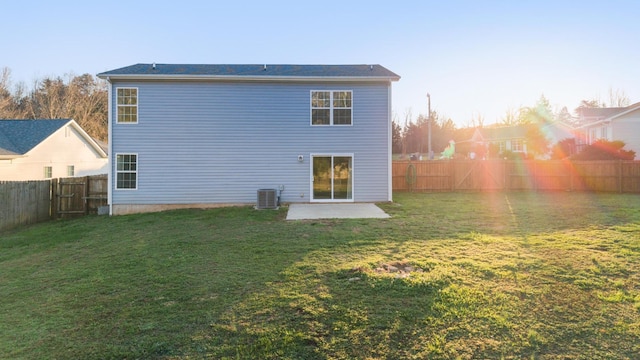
[0, 174, 107, 232]
[393, 160, 640, 193]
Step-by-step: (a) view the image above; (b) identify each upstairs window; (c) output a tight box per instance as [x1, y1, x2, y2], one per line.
[311, 90, 352, 125]
[117, 88, 138, 123]
[67, 165, 75, 177]
[116, 154, 137, 189]
[44, 166, 52, 179]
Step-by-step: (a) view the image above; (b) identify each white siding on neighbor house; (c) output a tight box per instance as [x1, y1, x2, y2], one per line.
[110, 80, 391, 205]
[0, 125, 107, 181]
[611, 109, 640, 157]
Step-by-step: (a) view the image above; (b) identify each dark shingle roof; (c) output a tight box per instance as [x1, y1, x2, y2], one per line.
[98, 63, 400, 80]
[479, 125, 528, 141]
[0, 119, 70, 155]
[577, 107, 627, 119]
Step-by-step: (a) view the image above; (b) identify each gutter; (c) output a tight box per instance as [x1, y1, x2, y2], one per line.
[97, 74, 400, 83]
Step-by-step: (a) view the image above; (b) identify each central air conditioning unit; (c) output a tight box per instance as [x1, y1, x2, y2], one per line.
[256, 189, 278, 209]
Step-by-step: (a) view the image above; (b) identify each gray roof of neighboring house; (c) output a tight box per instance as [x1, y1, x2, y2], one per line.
[577, 107, 627, 119]
[477, 125, 528, 141]
[0, 119, 71, 155]
[98, 63, 400, 80]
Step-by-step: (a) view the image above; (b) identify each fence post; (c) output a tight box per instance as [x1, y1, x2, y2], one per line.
[504, 161, 508, 191]
[50, 178, 58, 219]
[84, 176, 90, 215]
[618, 160, 623, 193]
[450, 161, 455, 191]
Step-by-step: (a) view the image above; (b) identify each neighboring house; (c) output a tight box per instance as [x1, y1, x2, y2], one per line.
[574, 102, 640, 155]
[469, 121, 575, 159]
[0, 119, 108, 181]
[469, 125, 532, 159]
[97, 64, 400, 215]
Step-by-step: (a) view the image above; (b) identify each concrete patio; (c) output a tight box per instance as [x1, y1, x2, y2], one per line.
[286, 203, 390, 220]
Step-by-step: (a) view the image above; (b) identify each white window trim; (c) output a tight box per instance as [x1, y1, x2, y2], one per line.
[67, 165, 75, 177]
[115, 153, 138, 190]
[44, 166, 52, 179]
[116, 87, 139, 124]
[511, 139, 524, 153]
[310, 90, 353, 126]
[310, 153, 355, 203]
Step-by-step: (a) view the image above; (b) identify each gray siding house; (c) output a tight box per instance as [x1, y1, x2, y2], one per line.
[98, 64, 400, 215]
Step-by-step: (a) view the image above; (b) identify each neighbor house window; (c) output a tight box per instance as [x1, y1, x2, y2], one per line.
[511, 139, 524, 152]
[311, 90, 352, 125]
[44, 166, 52, 179]
[117, 88, 138, 123]
[600, 126, 608, 140]
[116, 154, 137, 189]
[67, 165, 75, 177]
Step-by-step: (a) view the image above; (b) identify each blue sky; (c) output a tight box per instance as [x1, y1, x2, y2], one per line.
[3, 0, 639, 127]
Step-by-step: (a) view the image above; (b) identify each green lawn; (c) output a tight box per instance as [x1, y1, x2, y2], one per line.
[1, 192, 639, 359]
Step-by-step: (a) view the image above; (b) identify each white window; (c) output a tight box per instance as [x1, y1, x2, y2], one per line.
[67, 165, 75, 177]
[116, 154, 137, 189]
[44, 166, 52, 179]
[116, 88, 138, 123]
[600, 126, 608, 140]
[512, 139, 524, 152]
[311, 90, 352, 125]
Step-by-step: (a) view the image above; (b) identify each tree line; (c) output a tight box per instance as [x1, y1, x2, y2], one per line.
[0, 67, 107, 141]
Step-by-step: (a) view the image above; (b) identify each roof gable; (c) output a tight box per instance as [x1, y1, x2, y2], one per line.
[98, 63, 400, 81]
[0, 119, 70, 155]
[0, 119, 107, 159]
[576, 102, 640, 128]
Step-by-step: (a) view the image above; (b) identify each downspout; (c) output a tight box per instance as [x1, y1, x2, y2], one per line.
[106, 77, 113, 215]
[387, 81, 393, 202]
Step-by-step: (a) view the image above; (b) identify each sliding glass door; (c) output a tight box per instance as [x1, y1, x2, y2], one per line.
[312, 155, 353, 201]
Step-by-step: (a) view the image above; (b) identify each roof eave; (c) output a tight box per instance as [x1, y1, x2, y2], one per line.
[97, 74, 400, 82]
[0, 154, 24, 159]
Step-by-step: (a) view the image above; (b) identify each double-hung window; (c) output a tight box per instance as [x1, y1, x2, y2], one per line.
[117, 88, 138, 123]
[116, 154, 137, 189]
[311, 90, 352, 125]
[511, 139, 524, 152]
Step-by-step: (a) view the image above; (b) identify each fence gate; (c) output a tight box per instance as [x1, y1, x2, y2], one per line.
[53, 175, 108, 218]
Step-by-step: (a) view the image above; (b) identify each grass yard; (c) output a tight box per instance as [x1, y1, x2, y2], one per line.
[1, 192, 639, 359]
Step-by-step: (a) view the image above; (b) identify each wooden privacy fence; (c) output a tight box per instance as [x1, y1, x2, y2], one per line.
[393, 160, 640, 193]
[0, 180, 51, 232]
[0, 175, 107, 232]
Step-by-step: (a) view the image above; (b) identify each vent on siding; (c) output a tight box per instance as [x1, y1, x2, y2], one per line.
[256, 189, 278, 209]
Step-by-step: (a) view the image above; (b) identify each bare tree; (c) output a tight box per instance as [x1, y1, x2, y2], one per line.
[1, 69, 108, 141]
[607, 87, 630, 107]
[469, 112, 485, 128]
[0, 67, 16, 118]
[500, 107, 518, 125]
